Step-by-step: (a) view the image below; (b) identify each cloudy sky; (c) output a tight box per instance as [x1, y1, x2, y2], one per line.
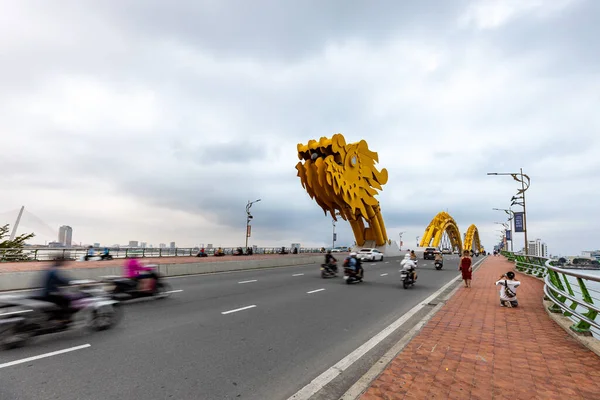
[1, 0, 598, 256]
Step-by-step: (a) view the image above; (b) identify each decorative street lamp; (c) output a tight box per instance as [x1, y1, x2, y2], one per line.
[245, 199, 261, 249]
[487, 169, 530, 254]
[398, 231, 406, 250]
[332, 211, 342, 249]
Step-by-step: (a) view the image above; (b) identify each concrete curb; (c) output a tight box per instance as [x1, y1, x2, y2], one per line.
[0, 255, 325, 291]
[543, 300, 600, 358]
[339, 256, 488, 400]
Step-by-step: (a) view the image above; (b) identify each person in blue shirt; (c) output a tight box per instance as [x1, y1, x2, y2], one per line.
[42, 257, 72, 322]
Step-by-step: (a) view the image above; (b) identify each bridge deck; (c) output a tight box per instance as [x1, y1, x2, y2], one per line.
[0, 253, 326, 273]
[361, 256, 600, 400]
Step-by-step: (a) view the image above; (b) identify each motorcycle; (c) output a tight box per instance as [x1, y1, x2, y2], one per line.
[344, 267, 363, 284]
[0, 280, 122, 349]
[321, 262, 338, 278]
[435, 260, 443, 270]
[400, 266, 416, 289]
[100, 265, 172, 301]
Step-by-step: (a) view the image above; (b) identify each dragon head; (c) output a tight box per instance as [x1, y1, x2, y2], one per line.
[295, 133, 388, 224]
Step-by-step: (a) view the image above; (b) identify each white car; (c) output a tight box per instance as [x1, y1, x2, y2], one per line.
[357, 248, 384, 261]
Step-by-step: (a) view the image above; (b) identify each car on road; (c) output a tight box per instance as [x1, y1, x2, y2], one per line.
[357, 248, 384, 261]
[424, 247, 437, 260]
[442, 248, 452, 254]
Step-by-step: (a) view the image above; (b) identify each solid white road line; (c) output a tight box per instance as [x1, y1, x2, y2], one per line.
[287, 257, 486, 400]
[380, 273, 388, 276]
[238, 280, 258, 284]
[370, 263, 376, 266]
[0, 309, 33, 317]
[0, 344, 91, 370]
[165, 289, 183, 294]
[306, 289, 325, 294]
[292, 273, 304, 276]
[221, 305, 257, 315]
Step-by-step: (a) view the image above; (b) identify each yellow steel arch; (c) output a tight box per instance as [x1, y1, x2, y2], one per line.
[464, 224, 484, 253]
[419, 211, 463, 251]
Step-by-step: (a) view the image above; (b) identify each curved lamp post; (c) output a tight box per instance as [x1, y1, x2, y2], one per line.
[488, 168, 530, 254]
[245, 199, 261, 249]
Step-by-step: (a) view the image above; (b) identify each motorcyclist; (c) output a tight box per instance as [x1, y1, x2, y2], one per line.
[84, 246, 95, 261]
[41, 257, 73, 322]
[434, 252, 443, 265]
[401, 254, 418, 281]
[124, 257, 155, 292]
[324, 250, 337, 272]
[346, 252, 363, 279]
[100, 247, 111, 260]
[410, 250, 417, 262]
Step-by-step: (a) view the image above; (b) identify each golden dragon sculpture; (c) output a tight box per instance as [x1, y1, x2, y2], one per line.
[295, 133, 390, 247]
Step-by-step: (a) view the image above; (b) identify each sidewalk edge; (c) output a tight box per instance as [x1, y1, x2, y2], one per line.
[543, 299, 600, 358]
[339, 256, 487, 400]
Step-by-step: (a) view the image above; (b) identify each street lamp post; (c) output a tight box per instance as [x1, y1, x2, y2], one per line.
[487, 168, 530, 254]
[245, 199, 261, 250]
[493, 208, 515, 252]
[332, 212, 342, 249]
[398, 231, 406, 250]
[416, 236, 420, 248]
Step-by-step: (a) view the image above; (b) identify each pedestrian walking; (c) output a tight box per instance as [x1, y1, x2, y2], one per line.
[459, 250, 472, 288]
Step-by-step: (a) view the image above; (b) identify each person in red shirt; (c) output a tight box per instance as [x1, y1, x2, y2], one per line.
[459, 250, 472, 288]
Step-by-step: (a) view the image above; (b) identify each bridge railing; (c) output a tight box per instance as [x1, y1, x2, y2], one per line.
[501, 251, 600, 338]
[0, 246, 331, 262]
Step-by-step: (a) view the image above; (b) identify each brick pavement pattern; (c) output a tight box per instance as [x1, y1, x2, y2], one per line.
[360, 256, 600, 400]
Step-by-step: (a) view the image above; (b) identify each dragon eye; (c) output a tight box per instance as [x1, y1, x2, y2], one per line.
[351, 155, 357, 166]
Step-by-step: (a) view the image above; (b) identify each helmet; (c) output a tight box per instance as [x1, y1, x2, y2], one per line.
[404, 253, 410, 258]
[327, 249, 331, 254]
[350, 252, 357, 257]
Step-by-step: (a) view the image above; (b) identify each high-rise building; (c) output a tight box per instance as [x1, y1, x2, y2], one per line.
[170, 242, 176, 249]
[58, 226, 73, 247]
[93, 242, 100, 248]
[129, 241, 139, 247]
[159, 243, 166, 249]
[528, 239, 548, 257]
[141, 242, 147, 248]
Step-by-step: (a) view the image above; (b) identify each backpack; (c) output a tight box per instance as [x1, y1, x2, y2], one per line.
[504, 280, 516, 298]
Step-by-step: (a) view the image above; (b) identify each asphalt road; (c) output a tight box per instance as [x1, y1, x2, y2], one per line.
[0, 253, 465, 400]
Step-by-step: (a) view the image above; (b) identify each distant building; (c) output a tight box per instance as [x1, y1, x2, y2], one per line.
[93, 243, 100, 248]
[207, 244, 213, 249]
[58, 226, 73, 247]
[159, 243, 166, 249]
[141, 242, 147, 248]
[48, 241, 64, 248]
[582, 250, 600, 261]
[528, 239, 548, 257]
[170, 242, 176, 249]
[129, 241, 139, 247]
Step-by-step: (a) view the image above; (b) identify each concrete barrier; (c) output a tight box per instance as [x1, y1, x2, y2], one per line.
[0, 254, 327, 291]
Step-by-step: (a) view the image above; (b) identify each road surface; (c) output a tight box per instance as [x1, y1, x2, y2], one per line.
[0, 253, 466, 400]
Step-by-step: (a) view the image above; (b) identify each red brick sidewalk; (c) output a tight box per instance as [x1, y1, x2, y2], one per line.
[360, 256, 600, 400]
[0, 253, 330, 273]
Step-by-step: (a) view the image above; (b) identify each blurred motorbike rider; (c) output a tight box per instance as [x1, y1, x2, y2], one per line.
[324, 250, 337, 272]
[401, 254, 418, 281]
[410, 250, 417, 262]
[345, 252, 364, 278]
[124, 256, 156, 292]
[42, 257, 73, 322]
[434, 252, 443, 264]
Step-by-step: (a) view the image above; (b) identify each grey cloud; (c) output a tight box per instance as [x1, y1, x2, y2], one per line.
[88, 0, 470, 60]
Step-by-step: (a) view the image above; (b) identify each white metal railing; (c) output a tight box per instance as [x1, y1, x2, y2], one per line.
[502, 251, 600, 337]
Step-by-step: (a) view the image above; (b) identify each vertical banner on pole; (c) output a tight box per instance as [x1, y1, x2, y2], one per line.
[246, 225, 251, 237]
[505, 230, 512, 241]
[513, 212, 525, 232]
